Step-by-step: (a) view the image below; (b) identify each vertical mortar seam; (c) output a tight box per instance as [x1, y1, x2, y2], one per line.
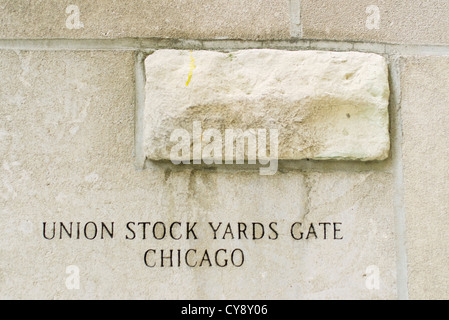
[389, 55, 409, 300]
[289, 0, 302, 38]
[134, 51, 147, 170]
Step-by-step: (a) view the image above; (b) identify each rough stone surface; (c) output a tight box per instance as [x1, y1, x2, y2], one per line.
[0, 50, 397, 299]
[0, 0, 290, 40]
[144, 49, 390, 162]
[401, 56, 449, 299]
[301, 0, 449, 45]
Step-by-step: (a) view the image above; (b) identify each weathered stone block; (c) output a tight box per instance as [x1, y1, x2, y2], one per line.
[144, 49, 390, 164]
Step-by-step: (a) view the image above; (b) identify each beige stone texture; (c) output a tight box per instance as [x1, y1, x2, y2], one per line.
[0, 50, 397, 299]
[400, 56, 449, 299]
[0, 50, 135, 298]
[144, 49, 390, 163]
[303, 171, 397, 299]
[301, 0, 449, 45]
[0, 0, 290, 40]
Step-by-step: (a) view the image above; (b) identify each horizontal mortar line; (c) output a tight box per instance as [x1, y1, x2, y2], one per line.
[0, 38, 449, 56]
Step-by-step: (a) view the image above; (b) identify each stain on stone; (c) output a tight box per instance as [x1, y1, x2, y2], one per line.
[188, 169, 197, 197]
[164, 168, 172, 182]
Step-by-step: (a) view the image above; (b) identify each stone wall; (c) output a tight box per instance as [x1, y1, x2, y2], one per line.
[1, 0, 448, 300]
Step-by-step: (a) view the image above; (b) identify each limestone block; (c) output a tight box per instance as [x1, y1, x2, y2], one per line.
[144, 49, 390, 163]
[0, 0, 290, 40]
[301, 0, 449, 45]
[401, 56, 449, 299]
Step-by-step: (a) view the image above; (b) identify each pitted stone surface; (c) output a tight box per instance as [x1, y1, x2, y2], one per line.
[144, 49, 390, 163]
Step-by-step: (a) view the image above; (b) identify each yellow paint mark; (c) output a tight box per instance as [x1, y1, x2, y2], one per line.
[186, 52, 196, 86]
